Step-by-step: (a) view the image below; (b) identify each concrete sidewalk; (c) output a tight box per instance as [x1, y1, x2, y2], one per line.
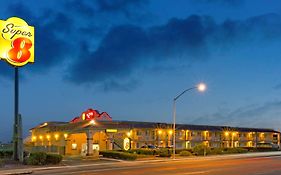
[1, 151, 281, 175]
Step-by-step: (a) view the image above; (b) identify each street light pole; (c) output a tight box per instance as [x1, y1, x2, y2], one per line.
[172, 83, 206, 160]
[172, 99, 176, 160]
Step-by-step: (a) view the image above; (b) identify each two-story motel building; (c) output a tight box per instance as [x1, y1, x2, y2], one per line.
[28, 108, 280, 156]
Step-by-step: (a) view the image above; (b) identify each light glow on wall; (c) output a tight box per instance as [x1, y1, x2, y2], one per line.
[32, 136, 36, 142]
[64, 133, 68, 139]
[169, 130, 173, 135]
[225, 132, 229, 136]
[55, 134, 59, 140]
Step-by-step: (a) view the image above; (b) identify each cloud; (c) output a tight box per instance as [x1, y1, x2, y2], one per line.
[67, 14, 281, 89]
[66, 25, 148, 86]
[64, 0, 147, 17]
[2, 1, 281, 91]
[66, 15, 213, 88]
[0, 0, 150, 80]
[1, 3, 72, 76]
[192, 0, 244, 6]
[191, 101, 281, 130]
[95, 0, 146, 13]
[64, 0, 96, 17]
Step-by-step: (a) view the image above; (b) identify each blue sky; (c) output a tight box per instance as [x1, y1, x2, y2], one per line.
[1, 0, 281, 142]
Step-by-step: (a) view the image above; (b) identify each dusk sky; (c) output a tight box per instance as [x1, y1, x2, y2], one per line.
[1, 0, 281, 142]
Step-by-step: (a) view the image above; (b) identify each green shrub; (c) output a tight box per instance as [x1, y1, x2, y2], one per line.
[0, 159, 4, 167]
[175, 149, 193, 154]
[27, 152, 47, 165]
[226, 148, 248, 154]
[27, 152, 63, 165]
[209, 148, 224, 155]
[0, 150, 13, 159]
[242, 147, 278, 152]
[238, 148, 248, 153]
[100, 151, 137, 160]
[256, 147, 277, 152]
[46, 154, 63, 164]
[158, 149, 171, 157]
[192, 144, 211, 156]
[179, 151, 193, 156]
[127, 149, 158, 155]
[209, 147, 248, 155]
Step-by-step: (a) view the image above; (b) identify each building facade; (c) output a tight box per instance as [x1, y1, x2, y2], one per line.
[28, 109, 280, 156]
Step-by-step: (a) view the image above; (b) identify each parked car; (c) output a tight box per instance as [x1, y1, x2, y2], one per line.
[141, 145, 158, 149]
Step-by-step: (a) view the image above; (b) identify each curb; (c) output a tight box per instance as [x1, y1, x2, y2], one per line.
[3, 171, 33, 175]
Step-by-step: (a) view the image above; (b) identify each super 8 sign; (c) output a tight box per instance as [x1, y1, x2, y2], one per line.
[0, 17, 34, 67]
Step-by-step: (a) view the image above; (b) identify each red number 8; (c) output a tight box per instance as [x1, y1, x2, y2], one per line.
[8, 37, 32, 63]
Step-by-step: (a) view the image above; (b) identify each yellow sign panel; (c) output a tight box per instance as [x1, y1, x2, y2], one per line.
[106, 129, 117, 133]
[123, 138, 130, 151]
[0, 17, 34, 67]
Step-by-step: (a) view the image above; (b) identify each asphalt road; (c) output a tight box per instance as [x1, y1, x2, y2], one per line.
[32, 155, 281, 175]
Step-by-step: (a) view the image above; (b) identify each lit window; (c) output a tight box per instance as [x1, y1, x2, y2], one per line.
[72, 143, 77, 150]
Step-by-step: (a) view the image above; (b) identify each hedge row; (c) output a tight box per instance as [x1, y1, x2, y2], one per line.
[100, 151, 137, 160]
[192, 144, 250, 156]
[0, 159, 3, 167]
[0, 150, 13, 159]
[27, 152, 63, 165]
[243, 147, 279, 152]
[120, 146, 264, 157]
[127, 149, 158, 155]
[209, 147, 248, 155]
[125, 148, 173, 157]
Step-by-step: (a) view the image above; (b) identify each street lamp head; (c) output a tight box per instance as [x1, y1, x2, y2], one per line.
[197, 83, 207, 92]
[89, 119, 96, 125]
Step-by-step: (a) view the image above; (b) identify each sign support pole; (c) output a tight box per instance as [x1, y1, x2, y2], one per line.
[13, 67, 19, 160]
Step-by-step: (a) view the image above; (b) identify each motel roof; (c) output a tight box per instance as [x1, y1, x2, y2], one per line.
[30, 120, 280, 133]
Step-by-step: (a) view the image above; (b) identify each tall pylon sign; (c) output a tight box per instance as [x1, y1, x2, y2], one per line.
[0, 17, 35, 161]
